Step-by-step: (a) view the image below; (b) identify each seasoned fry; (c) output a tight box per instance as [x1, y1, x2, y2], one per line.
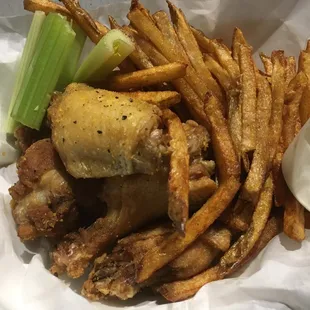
[285, 56, 296, 89]
[127, 1, 209, 102]
[239, 44, 257, 153]
[61, 0, 104, 43]
[136, 177, 240, 283]
[167, 1, 223, 101]
[191, 26, 240, 81]
[107, 63, 187, 91]
[158, 176, 273, 302]
[284, 192, 305, 241]
[189, 176, 217, 205]
[163, 109, 189, 232]
[260, 53, 273, 76]
[232, 27, 249, 61]
[227, 72, 272, 231]
[204, 93, 240, 183]
[298, 50, 310, 79]
[269, 51, 286, 163]
[300, 84, 310, 126]
[24, 0, 109, 35]
[119, 91, 181, 108]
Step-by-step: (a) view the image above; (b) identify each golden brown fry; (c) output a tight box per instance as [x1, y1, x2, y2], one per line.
[24, 0, 109, 35]
[259, 53, 273, 76]
[200, 224, 232, 252]
[204, 54, 234, 93]
[61, 0, 103, 43]
[136, 177, 240, 283]
[107, 63, 187, 91]
[204, 93, 240, 183]
[269, 51, 286, 163]
[285, 56, 296, 89]
[284, 192, 305, 241]
[189, 177, 217, 205]
[158, 176, 273, 302]
[163, 109, 189, 231]
[127, 1, 209, 102]
[239, 44, 257, 153]
[298, 51, 310, 79]
[119, 91, 181, 108]
[167, 1, 223, 101]
[232, 27, 249, 61]
[191, 26, 240, 81]
[300, 84, 310, 126]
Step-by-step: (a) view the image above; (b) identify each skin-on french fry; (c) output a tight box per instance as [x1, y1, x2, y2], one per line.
[136, 93, 240, 283]
[127, 0, 210, 102]
[167, 1, 224, 102]
[107, 62, 187, 91]
[119, 91, 181, 108]
[232, 27, 249, 61]
[268, 51, 286, 163]
[136, 177, 240, 283]
[24, 0, 109, 35]
[204, 93, 240, 183]
[239, 44, 257, 154]
[162, 109, 189, 232]
[158, 176, 273, 302]
[298, 50, 310, 79]
[191, 26, 240, 81]
[226, 72, 272, 231]
[300, 84, 310, 126]
[285, 56, 296, 89]
[189, 176, 217, 205]
[260, 53, 273, 76]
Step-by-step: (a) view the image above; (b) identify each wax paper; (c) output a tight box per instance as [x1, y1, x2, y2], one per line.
[1, 1, 310, 310]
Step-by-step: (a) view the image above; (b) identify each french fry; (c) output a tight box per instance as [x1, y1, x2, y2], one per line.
[200, 224, 232, 252]
[284, 192, 305, 241]
[239, 44, 257, 153]
[191, 26, 240, 81]
[298, 50, 310, 79]
[158, 176, 273, 302]
[232, 27, 249, 61]
[204, 93, 240, 183]
[167, 1, 223, 102]
[136, 177, 240, 283]
[24, 0, 109, 35]
[300, 84, 310, 126]
[127, 1, 209, 102]
[61, 0, 105, 43]
[204, 54, 234, 94]
[119, 91, 181, 108]
[107, 62, 187, 91]
[285, 56, 296, 89]
[268, 51, 286, 163]
[227, 72, 272, 231]
[163, 109, 189, 232]
[260, 53, 273, 76]
[189, 176, 217, 205]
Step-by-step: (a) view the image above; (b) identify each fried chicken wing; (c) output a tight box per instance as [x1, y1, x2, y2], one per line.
[50, 121, 213, 278]
[82, 223, 230, 301]
[9, 139, 79, 240]
[48, 83, 164, 178]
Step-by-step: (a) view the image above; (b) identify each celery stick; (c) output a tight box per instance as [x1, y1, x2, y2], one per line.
[11, 13, 76, 130]
[56, 22, 86, 91]
[74, 29, 135, 83]
[6, 11, 46, 134]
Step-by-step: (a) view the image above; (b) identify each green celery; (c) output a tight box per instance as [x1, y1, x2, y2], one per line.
[73, 29, 135, 83]
[6, 11, 46, 134]
[56, 22, 87, 91]
[11, 13, 76, 130]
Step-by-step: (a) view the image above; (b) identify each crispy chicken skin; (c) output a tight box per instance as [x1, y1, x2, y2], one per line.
[82, 224, 223, 301]
[50, 120, 213, 279]
[9, 139, 79, 240]
[48, 83, 164, 178]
